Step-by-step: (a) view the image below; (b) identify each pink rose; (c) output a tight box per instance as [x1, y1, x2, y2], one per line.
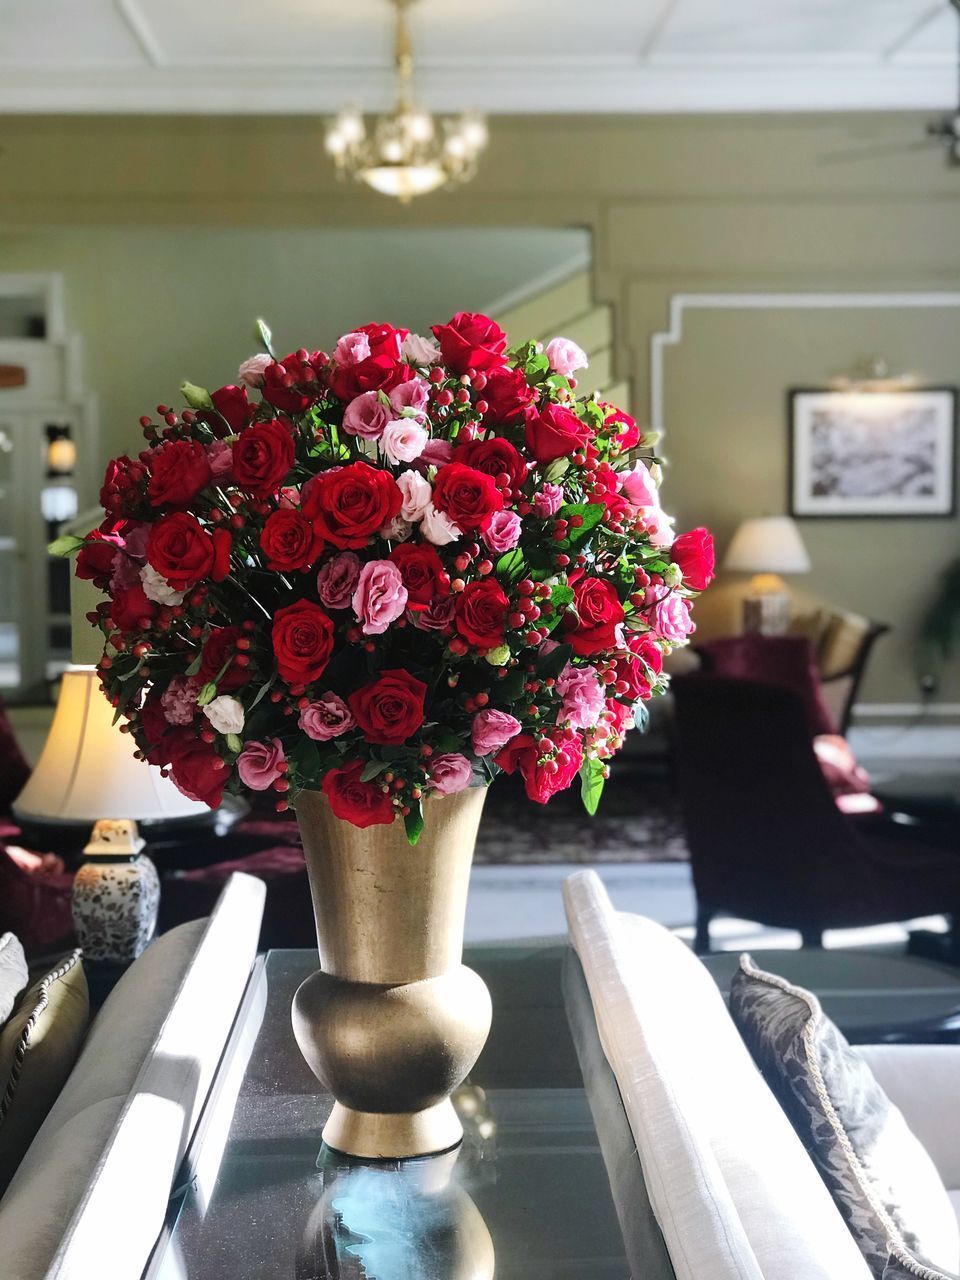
[352, 559, 408, 635]
[206, 438, 233, 479]
[620, 464, 659, 509]
[316, 551, 361, 609]
[419, 439, 454, 468]
[533, 484, 564, 518]
[429, 753, 474, 796]
[555, 662, 605, 730]
[647, 591, 695, 643]
[402, 332, 442, 365]
[380, 419, 428, 465]
[471, 708, 522, 756]
[412, 595, 456, 632]
[332, 330, 372, 367]
[642, 508, 675, 548]
[236, 738, 286, 790]
[110, 550, 142, 593]
[389, 377, 430, 418]
[545, 337, 588, 376]
[397, 469, 432, 522]
[481, 509, 521, 554]
[161, 676, 201, 726]
[238, 353, 271, 388]
[421, 503, 459, 546]
[342, 390, 392, 439]
[299, 692, 356, 741]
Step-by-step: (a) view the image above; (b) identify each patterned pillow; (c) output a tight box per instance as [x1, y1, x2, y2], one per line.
[0, 950, 88, 1192]
[730, 955, 960, 1279]
[0, 932, 28, 1024]
[884, 1241, 960, 1279]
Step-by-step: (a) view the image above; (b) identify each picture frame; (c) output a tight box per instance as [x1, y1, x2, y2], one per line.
[788, 386, 957, 519]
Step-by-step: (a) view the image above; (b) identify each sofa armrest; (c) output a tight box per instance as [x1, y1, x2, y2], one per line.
[855, 1045, 960, 1190]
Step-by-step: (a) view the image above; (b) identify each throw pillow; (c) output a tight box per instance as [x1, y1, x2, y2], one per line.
[0, 950, 88, 1192]
[0, 932, 28, 1024]
[730, 955, 959, 1279]
[884, 1242, 960, 1279]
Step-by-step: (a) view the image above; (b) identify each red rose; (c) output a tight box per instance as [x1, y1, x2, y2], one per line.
[302, 461, 401, 550]
[211, 384, 251, 434]
[109, 585, 155, 634]
[76, 521, 126, 581]
[272, 600, 335, 686]
[480, 366, 535, 424]
[389, 543, 450, 607]
[199, 625, 251, 692]
[615, 634, 664, 701]
[349, 669, 427, 746]
[146, 513, 231, 589]
[328, 354, 413, 402]
[136, 695, 173, 765]
[431, 312, 507, 374]
[322, 760, 396, 828]
[671, 527, 715, 592]
[454, 438, 528, 495]
[564, 576, 624, 657]
[356, 322, 407, 359]
[454, 579, 509, 650]
[431, 462, 504, 532]
[167, 732, 227, 808]
[100, 456, 143, 516]
[602, 405, 640, 451]
[147, 439, 212, 508]
[262, 351, 326, 415]
[495, 731, 583, 804]
[232, 418, 295, 498]
[259, 509, 324, 572]
[524, 402, 592, 466]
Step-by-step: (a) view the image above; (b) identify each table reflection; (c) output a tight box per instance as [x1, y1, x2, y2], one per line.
[295, 1146, 495, 1280]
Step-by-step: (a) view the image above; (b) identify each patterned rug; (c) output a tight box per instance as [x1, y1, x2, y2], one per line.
[473, 779, 688, 865]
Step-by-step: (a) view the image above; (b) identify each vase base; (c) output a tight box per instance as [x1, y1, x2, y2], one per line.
[321, 1098, 464, 1160]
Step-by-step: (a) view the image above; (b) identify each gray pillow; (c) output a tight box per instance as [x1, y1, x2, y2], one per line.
[0, 933, 28, 1025]
[730, 954, 959, 1280]
[884, 1241, 960, 1279]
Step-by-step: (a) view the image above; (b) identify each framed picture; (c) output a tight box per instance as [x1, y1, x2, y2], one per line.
[788, 387, 957, 518]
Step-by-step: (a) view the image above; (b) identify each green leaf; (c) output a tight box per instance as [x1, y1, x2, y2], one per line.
[180, 381, 213, 410]
[246, 675, 275, 712]
[543, 458, 570, 484]
[255, 317, 276, 359]
[196, 682, 217, 707]
[360, 760, 390, 783]
[47, 534, 85, 557]
[404, 800, 424, 846]
[225, 733, 243, 753]
[184, 650, 204, 678]
[288, 737, 321, 786]
[495, 548, 525, 581]
[559, 502, 605, 544]
[580, 756, 606, 817]
[498, 668, 526, 702]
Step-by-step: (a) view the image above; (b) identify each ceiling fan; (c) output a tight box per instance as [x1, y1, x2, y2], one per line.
[821, 0, 960, 168]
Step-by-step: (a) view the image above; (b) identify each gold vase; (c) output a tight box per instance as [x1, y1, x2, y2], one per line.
[291, 785, 492, 1160]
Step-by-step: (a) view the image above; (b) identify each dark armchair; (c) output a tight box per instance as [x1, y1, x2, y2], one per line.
[672, 675, 960, 954]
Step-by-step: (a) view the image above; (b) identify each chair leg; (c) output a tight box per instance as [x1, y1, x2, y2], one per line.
[800, 928, 824, 949]
[694, 904, 713, 954]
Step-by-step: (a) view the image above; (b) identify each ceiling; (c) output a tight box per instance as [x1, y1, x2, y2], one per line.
[0, 0, 956, 114]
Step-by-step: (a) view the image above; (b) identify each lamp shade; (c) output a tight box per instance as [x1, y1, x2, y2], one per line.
[723, 517, 811, 576]
[12, 666, 209, 826]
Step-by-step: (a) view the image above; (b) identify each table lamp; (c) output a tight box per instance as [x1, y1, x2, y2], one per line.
[723, 516, 811, 635]
[12, 665, 210, 852]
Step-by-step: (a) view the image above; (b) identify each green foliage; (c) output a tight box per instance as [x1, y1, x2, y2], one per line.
[255, 317, 275, 358]
[919, 559, 960, 665]
[495, 548, 526, 582]
[557, 502, 605, 546]
[580, 756, 605, 816]
[404, 800, 424, 845]
[536, 641, 572, 680]
[48, 534, 85, 557]
[180, 381, 213, 410]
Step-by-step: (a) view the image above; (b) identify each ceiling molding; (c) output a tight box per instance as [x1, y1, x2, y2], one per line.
[0, 63, 954, 115]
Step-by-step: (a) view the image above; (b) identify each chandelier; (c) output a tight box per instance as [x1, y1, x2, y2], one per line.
[323, 0, 488, 202]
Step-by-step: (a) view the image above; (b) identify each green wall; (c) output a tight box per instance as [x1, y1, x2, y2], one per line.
[2, 113, 959, 711]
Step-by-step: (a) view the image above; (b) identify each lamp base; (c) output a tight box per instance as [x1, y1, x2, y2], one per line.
[742, 592, 791, 636]
[13, 809, 218, 861]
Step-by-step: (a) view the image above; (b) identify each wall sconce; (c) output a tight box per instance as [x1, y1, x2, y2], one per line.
[46, 424, 77, 475]
[829, 357, 917, 394]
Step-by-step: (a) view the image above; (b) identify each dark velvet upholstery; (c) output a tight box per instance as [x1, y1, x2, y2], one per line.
[696, 635, 837, 736]
[672, 675, 960, 953]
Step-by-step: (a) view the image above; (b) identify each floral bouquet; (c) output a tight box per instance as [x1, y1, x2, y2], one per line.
[56, 312, 713, 842]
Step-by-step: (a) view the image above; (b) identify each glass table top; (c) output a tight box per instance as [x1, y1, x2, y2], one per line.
[145, 946, 628, 1280]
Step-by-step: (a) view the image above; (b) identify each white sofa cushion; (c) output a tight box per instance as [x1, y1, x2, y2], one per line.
[0, 932, 28, 1024]
[563, 869, 873, 1280]
[0, 870, 265, 1280]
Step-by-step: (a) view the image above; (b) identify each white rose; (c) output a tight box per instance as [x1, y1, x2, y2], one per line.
[396, 469, 432, 522]
[421, 502, 459, 546]
[380, 420, 428, 466]
[237, 353, 271, 388]
[203, 695, 245, 735]
[401, 332, 442, 365]
[140, 562, 185, 606]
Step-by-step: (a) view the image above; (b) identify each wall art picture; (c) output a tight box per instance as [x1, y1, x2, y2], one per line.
[789, 387, 956, 518]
